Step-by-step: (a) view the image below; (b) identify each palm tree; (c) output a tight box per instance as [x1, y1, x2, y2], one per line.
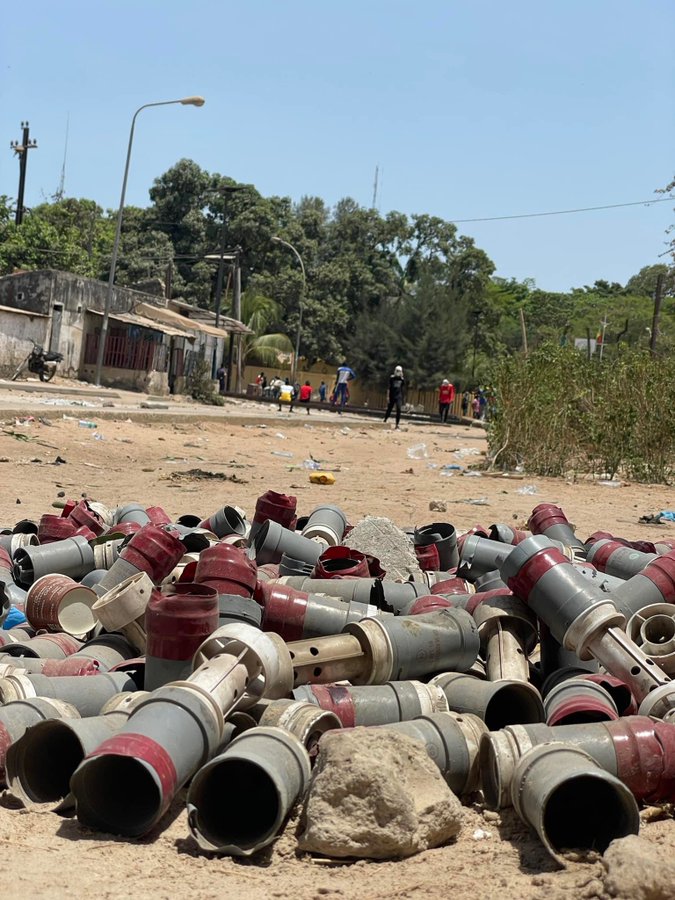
[229, 290, 293, 367]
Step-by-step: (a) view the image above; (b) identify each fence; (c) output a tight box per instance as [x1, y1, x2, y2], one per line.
[84, 332, 168, 373]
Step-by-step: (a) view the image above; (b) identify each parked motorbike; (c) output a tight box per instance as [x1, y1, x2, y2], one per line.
[11, 341, 64, 383]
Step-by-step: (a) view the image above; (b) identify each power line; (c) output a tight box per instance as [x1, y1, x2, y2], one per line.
[449, 196, 672, 224]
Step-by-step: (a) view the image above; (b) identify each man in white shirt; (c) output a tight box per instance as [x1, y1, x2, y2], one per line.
[334, 363, 355, 414]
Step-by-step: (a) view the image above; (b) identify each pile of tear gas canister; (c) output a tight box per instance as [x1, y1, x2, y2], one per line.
[0, 494, 672, 865]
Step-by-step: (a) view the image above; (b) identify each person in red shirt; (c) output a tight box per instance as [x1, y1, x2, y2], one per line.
[298, 380, 313, 414]
[438, 379, 455, 423]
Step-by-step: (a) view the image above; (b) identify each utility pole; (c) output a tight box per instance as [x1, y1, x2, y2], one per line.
[650, 273, 665, 356]
[233, 247, 242, 393]
[372, 165, 379, 209]
[226, 247, 242, 392]
[10, 122, 38, 225]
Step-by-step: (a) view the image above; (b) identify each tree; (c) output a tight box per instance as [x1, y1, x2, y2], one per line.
[229, 291, 293, 368]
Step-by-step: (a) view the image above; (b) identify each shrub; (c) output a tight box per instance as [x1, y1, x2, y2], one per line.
[487, 345, 675, 483]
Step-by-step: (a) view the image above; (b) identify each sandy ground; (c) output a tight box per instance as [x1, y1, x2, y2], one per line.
[0, 384, 673, 899]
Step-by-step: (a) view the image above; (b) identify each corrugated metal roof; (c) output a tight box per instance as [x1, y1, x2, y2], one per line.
[87, 308, 194, 339]
[135, 302, 252, 337]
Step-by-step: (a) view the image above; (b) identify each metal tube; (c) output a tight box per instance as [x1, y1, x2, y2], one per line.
[187, 725, 311, 856]
[430, 673, 545, 729]
[291, 680, 449, 726]
[6, 691, 149, 805]
[510, 742, 639, 865]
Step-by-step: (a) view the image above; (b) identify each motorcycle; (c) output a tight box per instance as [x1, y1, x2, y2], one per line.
[11, 340, 64, 383]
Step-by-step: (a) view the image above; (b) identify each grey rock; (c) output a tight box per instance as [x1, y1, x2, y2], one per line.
[298, 727, 462, 859]
[343, 516, 422, 582]
[603, 834, 675, 899]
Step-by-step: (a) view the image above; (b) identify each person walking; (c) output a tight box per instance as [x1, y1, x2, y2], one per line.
[334, 363, 355, 414]
[383, 365, 406, 430]
[462, 389, 471, 418]
[216, 366, 226, 394]
[438, 379, 455, 423]
[319, 380, 327, 403]
[299, 380, 313, 413]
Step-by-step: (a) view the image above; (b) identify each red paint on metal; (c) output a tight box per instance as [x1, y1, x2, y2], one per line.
[506, 546, 569, 601]
[86, 731, 178, 806]
[145, 583, 219, 660]
[308, 684, 356, 728]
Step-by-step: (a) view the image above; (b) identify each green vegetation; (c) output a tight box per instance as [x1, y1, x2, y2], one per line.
[0, 165, 673, 401]
[488, 345, 675, 483]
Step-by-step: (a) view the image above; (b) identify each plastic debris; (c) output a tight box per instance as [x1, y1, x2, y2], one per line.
[406, 444, 428, 460]
[517, 484, 538, 495]
[309, 472, 336, 485]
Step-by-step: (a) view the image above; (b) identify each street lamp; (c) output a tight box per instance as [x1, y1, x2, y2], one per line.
[271, 236, 306, 383]
[94, 95, 205, 386]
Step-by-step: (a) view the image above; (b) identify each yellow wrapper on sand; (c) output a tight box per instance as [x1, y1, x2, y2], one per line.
[309, 472, 336, 485]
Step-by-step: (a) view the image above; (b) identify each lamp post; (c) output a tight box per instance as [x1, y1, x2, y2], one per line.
[272, 236, 306, 383]
[94, 96, 205, 387]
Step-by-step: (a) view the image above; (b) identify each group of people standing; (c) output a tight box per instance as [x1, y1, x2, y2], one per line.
[256, 362, 489, 425]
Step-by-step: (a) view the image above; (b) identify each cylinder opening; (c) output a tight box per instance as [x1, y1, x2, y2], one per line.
[642, 615, 675, 645]
[550, 708, 616, 726]
[17, 725, 83, 802]
[320, 559, 356, 573]
[73, 755, 162, 836]
[484, 684, 544, 730]
[478, 735, 503, 809]
[223, 509, 246, 535]
[192, 758, 280, 850]
[543, 774, 637, 854]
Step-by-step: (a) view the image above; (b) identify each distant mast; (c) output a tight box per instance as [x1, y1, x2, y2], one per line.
[55, 114, 70, 201]
[372, 164, 379, 209]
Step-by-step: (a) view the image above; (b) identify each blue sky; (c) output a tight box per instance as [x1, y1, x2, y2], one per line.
[1, 0, 673, 291]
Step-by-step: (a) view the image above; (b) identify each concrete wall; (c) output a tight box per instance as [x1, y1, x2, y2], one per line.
[0, 309, 50, 377]
[79, 362, 169, 394]
[0, 270, 167, 318]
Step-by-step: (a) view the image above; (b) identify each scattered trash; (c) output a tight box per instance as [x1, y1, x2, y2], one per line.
[38, 398, 98, 408]
[275, 432, 287, 440]
[53, 456, 67, 465]
[340, 427, 351, 436]
[272, 451, 294, 458]
[302, 459, 321, 470]
[309, 472, 336, 485]
[639, 510, 675, 525]
[427, 462, 439, 469]
[440, 470, 456, 477]
[462, 470, 483, 477]
[598, 480, 622, 488]
[78, 420, 97, 429]
[472, 828, 492, 841]
[454, 448, 481, 459]
[407, 443, 428, 460]
[93, 433, 105, 441]
[517, 484, 539, 495]
[443, 464, 463, 471]
[429, 500, 448, 512]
